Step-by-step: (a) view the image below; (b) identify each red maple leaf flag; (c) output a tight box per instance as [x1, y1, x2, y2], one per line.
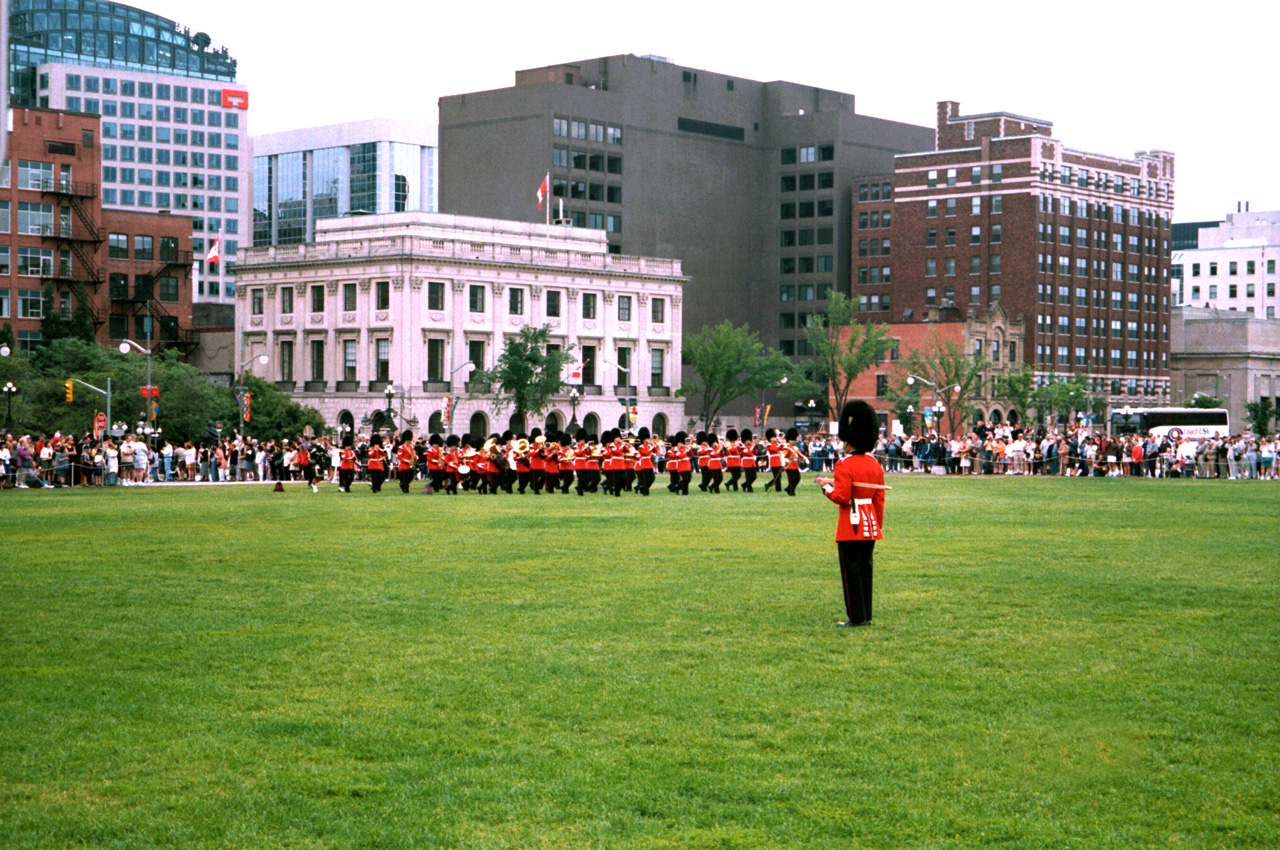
[206, 235, 222, 266]
[569, 361, 584, 380]
[537, 173, 549, 210]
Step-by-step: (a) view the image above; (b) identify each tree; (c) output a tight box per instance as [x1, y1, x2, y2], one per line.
[40, 284, 68, 345]
[1244, 398, 1275, 438]
[885, 382, 922, 436]
[475, 325, 574, 426]
[677, 321, 792, 431]
[803, 293, 891, 421]
[68, 285, 97, 344]
[892, 335, 989, 435]
[1029, 374, 1103, 427]
[1187, 393, 1222, 409]
[994, 365, 1035, 425]
[212, 374, 327, 443]
[0, 322, 15, 351]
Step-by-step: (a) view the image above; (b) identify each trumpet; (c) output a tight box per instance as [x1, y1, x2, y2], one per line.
[562, 448, 576, 463]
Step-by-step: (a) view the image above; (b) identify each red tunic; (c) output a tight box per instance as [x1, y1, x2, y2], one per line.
[367, 446, 386, 471]
[396, 443, 415, 472]
[767, 442, 784, 469]
[822, 453, 886, 542]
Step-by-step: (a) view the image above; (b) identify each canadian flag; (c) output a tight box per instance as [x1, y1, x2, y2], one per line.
[206, 235, 222, 266]
[537, 173, 549, 210]
[569, 361, 584, 380]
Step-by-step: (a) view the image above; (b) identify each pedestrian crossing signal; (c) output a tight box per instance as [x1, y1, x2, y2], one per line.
[65, 380, 74, 402]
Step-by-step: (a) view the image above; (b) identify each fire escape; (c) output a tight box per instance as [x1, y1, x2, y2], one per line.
[39, 178, 105, 331]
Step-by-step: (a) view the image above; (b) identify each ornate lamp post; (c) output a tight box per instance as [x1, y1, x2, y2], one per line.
[568, 387, 580, 429]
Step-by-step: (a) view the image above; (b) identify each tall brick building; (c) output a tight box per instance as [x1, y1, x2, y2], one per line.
[2, 107, 194, 354]
[852, 101, 1175, 412]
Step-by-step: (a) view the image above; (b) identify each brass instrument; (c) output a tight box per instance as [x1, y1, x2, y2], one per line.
[482, 437, 499, 457]
[562, 448, 576, 463]
[533, 435, 547, 445]
[512, 438, 530, 459]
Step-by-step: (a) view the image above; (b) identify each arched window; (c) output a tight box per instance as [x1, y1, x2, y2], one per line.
[338, 410, 355, 438]
[508, 413, 526, 434]
[618, 413, 630, 431]
[544, 411, 561, 434]
[1007, 409, 1019, 426]
[651, 413, 668, 438]
[582, 412, 599, 436]
[469, 411, 488, 441]
[990, 409, 1003, 425]
[428, 412, 444, 434]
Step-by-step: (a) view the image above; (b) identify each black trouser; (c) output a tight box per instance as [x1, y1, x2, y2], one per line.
[531, 468, 545, 493]
[710, 468, 723, 493]
[838, 540, 875, 624]
[743, 467, 757, 492]
[678, 470, 692, 495]
[560, 470, 574, 493]
[785, 468, 800, 495]
[339, 468, 355, 492]
[727, 467, 741, 491]
[370, 469, 386, 493]
[398, 468, 414, 492]
[637, 468, 654, 495]
[699, 468, 712, 491]
[669, 467, 680, 492]
[764, 469, 782, 492]
[517, 470, 530, 493]
[429, 469, 445, 493]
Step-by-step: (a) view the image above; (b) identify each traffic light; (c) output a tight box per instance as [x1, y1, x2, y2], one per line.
[65, 380, 74, 402]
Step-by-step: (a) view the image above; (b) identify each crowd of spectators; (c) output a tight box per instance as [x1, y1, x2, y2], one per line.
[871, 421, 1277, 479]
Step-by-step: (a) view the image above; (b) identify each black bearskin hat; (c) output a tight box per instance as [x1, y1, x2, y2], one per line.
[740, 428, 753, 441]
[445, 434, 460, 448]
[784, 427, 799, 442]
[429, 433, 443, 446]
[838, 400, 879, 453]
[637, 426, 651, 440]
[725, 428, 738, 442]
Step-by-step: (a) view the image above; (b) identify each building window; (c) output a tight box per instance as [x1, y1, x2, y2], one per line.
[375, 280, 390, 310]
[546, 290, 561, 317]
[134, 235, 154, 261]
[376, 340, 391, 381]
[108, 233, 129, 258]
[509, 287, 524, 315]
[650, 349, 664, 387]
[344, 283, 357, 311]
[469, 284, 485, 313]
[344, 340, 357, 381]
[618, 295, 632, 321]
[428, 281, 445, 311]
[311, 285, 325, 313]
[582, 292, 597, 319]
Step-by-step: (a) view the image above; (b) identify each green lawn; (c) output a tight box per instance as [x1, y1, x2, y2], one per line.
[1, 478, 1277, 849]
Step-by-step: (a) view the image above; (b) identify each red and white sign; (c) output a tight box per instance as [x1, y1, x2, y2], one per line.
[95, 412, 107, 436]
[140, 386, 159, 398]
[221, 89, 249, 110]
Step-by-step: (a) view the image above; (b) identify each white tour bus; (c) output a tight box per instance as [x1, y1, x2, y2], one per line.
[1109, 407, 1230, 441]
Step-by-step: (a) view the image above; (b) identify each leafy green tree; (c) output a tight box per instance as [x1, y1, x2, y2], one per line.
[802, 293, 890, 421]
[475, 325, 575, 426]
[40, 284, 68, 345]
[0, 322, 14, 350]
[1244, 398, 1275, 437]
[1187, 393, 1222, 409]
[994, 365, 1035, 425]
[677, 321, 792, 431]
[68, 284, 97, 343]
[211, 374, 328, 444]
[892, 335, 989, 435]
[885, 382, 922, 436]
[1029, 374, 1102, 426]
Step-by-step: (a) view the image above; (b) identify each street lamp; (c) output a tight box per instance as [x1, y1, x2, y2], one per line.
[907, 374, 961, 435]
[568, 387, 580, 429]
[384, 384, 396, 434]
[3, 382, 17, 427]
[120, 338, 156, 446]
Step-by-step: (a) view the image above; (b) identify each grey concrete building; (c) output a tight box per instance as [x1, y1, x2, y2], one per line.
[438, 55, 934, 362]
[1170, 306, 1280, 431]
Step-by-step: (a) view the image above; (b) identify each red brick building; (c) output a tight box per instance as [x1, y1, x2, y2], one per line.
[852, 101, 1174, 413]
[2, 108, 194, 354]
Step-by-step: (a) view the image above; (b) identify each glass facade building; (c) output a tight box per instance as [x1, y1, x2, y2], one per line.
[252, 120, 438, 246]
[7, 0, 249, 305]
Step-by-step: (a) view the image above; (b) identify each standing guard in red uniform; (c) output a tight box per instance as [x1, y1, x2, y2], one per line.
[762, 428, 785, 493]
[367, 434, 388, 493]
[396, 430, 416, 493]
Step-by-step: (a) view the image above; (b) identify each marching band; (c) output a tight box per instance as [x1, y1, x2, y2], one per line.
[334, 425, 815, 496]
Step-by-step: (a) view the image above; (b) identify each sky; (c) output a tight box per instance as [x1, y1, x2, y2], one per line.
[142, 0, 1278, 223]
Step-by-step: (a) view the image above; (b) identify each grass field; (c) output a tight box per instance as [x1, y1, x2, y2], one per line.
[1, 477, 1277, 849]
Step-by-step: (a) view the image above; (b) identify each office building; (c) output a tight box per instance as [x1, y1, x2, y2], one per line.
[234, 212, 686, 439]
[2, 107, 194, 353]
[852, 101, 1176, 409]
[8, 0, 249, 317]
[1171, 208, 1279, 319]
[252, 119, 439, 247]
[438, 55, 934, 357]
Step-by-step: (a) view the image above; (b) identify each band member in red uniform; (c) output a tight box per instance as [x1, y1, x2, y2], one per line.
[706, 433, 724, 494]
[672, 431, 692, 495]
[815, 400, 886, 627]
[426, 433, 445, 494]
[541, 433, 559, 496]
[396, 430, 416, 493]
[574, 428, 592, 496]
[724, 428, 741, 491]
[514, 432, 532, 494]
[739, 429, 758, 493]
[783, 427, 803, 497]
[337, 435, 357, 493]
[442, 434, 460, 495]
[529, 430, 545, 495]
[296, 439, 317, 493]
[762, 428, 785, 493]
[367, 434, 388, 493]
[635, 426, 656, 496]
[558, 432, 575, 493]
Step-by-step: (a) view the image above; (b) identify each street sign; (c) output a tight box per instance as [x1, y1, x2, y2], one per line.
[139, 385, 159, 398]
[95, 412, 107, 434]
